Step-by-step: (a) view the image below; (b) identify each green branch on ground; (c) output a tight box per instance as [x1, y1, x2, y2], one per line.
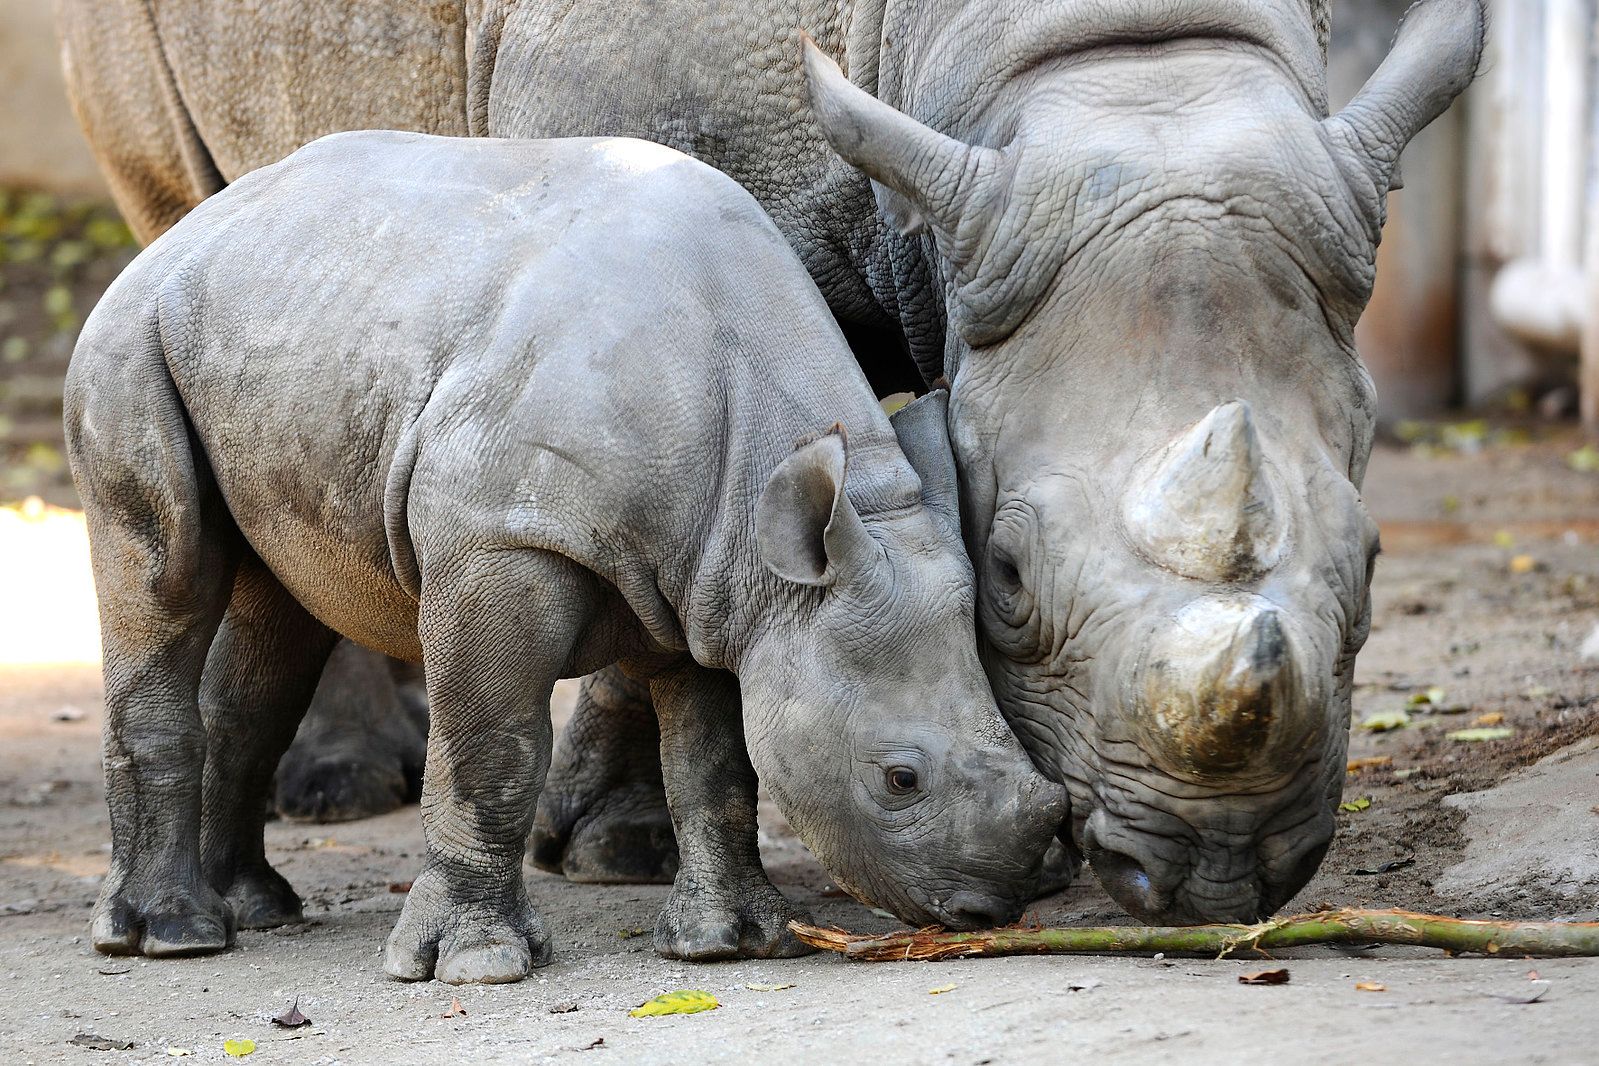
[790, 909, 1599, 962]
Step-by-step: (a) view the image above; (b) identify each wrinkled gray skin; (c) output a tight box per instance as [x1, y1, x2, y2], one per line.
[65, 132, 1065, 981]
[56, 0, 1484, 921]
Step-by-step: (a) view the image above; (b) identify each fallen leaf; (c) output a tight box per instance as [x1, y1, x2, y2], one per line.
[441, 998, 467, 1019]
[1483, 980, 1551, 1005]
[1339, 796, 1373, 813]
[387, 881, 412, 894]
[70, 1034, 135, 1051]
[1407, 687, 1447, 707]
[1361, 709, 1410, 732]
[166, 1049, 193, 1057]
[1353, 856, 1415, 876]
[1346, 756, 1392, 773]
[1239, 969, 1291, 986]
[630, 990, 719, 1017]
[1493, 530, 1515, 549]
[577, 1037, 605, 1051]
[1355, 982, 1387, 992]
[549, 1002, 579, 1014]
[745, 983, 796, 992]
[1447, 727, 1514, 742]
[1471, 712, 1506, 727]
[1508, 554, 1538, 575]
[1567, 445, 1599, 473]
[928, 984, 958, 995]
[223, 1039, 255, 1057]
[1525, 684, 1553, 700]
[617, 927, 648, 939]
[271, 999, 311, 1028]
[97, 964, 132, 976]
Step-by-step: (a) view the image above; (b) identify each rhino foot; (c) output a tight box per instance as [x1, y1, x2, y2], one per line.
[92, 871, 235, 958]
[383, 867, 552, 984]
[530, 790, 679, 884]
[221, 864, 303, 930]
[274, 642, 426, 823]
[653, 880, 814, 961]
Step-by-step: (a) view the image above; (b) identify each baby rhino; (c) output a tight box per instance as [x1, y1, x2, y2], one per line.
[66, 131, 1066, 983]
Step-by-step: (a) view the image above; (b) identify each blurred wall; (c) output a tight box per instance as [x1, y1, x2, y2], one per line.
[1330, 0, 1467, 419]
[0, 0, 106, 195]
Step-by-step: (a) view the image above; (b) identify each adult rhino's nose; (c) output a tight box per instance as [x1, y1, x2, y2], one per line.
[934, 891, 1019, 931]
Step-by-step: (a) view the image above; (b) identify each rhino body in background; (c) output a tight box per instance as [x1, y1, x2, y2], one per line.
[56, 0, 1484, 922]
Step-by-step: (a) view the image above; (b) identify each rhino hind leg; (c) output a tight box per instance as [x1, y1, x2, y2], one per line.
[530, 665, 678, 884]
[199, 557, 340, 929]
[272, 642, 426, 823]
[649, 663, 812, 961]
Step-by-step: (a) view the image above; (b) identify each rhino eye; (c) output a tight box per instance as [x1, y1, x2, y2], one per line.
[885, 767, 920, 794]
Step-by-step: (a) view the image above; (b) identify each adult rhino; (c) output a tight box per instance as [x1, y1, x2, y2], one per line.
[58, 0, 1483, 923]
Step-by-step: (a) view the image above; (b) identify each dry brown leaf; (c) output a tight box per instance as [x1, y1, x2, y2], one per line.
[1239, 969, 1291, 985]
[1471, 712, 1505, 727]
[1346, 756, 1393, 773]
[271, 999, 311, 1029]
[1355, 981, 1387, 992]
[441, 998, 467, 1019]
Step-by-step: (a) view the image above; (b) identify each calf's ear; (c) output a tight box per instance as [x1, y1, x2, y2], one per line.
[1325, 0, 1484, 196]
[889, 391, 962, 533]
[756, 429, 882, 586]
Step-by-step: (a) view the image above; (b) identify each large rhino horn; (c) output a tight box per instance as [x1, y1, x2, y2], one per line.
[1133, 596, 1307, 778]
[801, 38, 1003, 262]
[1122, 401, 1285, 582]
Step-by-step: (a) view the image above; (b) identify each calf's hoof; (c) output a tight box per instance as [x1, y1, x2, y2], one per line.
[654, 882, 814, 961]
[222, 866, 303, 930]
[530, 788, 679, 884]
[92, 878, 234, 958]
[383, 870, 552, 984]
[275, 749, 416, 823]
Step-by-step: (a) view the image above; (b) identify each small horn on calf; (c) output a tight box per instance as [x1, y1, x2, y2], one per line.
[1122, 401, 1285, 582]
[1133, 596, 1306, 778]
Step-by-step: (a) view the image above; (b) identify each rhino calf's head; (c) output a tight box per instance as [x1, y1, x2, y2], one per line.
[804, 0, 1483, 922]
[738, 393, 1066, 929]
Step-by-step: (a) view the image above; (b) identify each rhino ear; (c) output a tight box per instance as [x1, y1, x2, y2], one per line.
[889, 391, 962, 532]
[757, 429, 882, 587]
[1325, 0, 1484, 195]
[801, 37, 1004, 266]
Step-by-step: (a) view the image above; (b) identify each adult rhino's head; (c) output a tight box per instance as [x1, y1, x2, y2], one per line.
[804, 0, 1483, 923]
[739, 393, 1066, 929]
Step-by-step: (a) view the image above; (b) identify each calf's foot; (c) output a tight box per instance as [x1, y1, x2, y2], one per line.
[93, 871, 234, 957]
[383, 867, 552, 984]
[531, 665, 677, 883]
[655, 878, 813, 961]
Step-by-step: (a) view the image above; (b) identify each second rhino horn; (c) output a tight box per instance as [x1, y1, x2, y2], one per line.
[1123, 401, 1285, 582]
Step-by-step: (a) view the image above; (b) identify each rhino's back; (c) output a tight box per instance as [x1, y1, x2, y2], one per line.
[133, 132, 826, 646]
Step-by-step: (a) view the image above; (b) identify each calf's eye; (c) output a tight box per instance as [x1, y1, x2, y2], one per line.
[886, 767, 920, 794]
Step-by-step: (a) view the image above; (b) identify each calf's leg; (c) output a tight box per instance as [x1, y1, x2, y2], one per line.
[384, 549, 590, 984]
[650, 663, 811, 961]
[198, 557, 339, 929]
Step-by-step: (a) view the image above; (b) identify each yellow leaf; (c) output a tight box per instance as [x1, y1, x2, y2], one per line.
[928, 984, 957, 995]
[1447, 727, 1513, 742]
[1471, 712, 1505, 727]
[223, 1039, 256, 1057]
[1361, 709, 1410, 732]
[1508, 554, 1537, 575]
[745, 983, 795, 992]
[1339, 796, 1372, 813]
[630, 990, 719, 1017]
[1493, 530, 1515, 549]
[1406, 687, 1446, 707]
[1355, 982, 1387, 992]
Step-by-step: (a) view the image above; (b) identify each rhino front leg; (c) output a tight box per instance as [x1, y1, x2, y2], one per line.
[530, 664, 678, 883]
[199, 557, 339, 930]
[384, 549, 589, 985]
[650, 663, 812, 961]
[272, 642, 427, 823]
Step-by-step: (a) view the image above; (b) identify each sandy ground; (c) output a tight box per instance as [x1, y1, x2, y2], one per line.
[2, 429, 1597, 1064]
